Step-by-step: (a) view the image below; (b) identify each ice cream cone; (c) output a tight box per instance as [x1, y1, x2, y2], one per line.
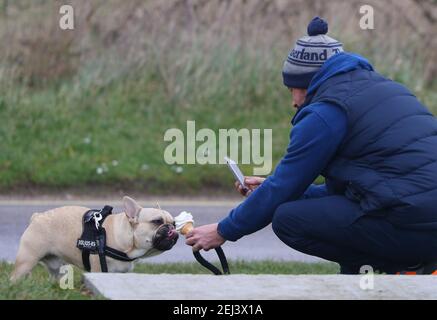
[180, 222, 194, 236]
[175, 211, 194, 235]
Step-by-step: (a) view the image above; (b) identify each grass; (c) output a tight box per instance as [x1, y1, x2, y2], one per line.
[0, 263, 99, 300]
[0, 260, 339, 300]
[0, 59, 296, 194]
[0, 60, 434, 194]
[133, 260, 340, 275]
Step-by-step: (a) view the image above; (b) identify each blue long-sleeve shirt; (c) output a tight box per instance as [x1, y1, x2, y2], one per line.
[217, 102, 348, 241]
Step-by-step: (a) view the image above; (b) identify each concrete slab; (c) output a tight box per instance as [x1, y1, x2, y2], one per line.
[83, 273, 437, 300]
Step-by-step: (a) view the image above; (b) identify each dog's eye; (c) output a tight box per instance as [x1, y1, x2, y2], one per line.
[151, 218, 164, 225]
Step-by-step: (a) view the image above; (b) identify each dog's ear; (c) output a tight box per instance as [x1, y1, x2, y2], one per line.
[123, 196, 142, 222]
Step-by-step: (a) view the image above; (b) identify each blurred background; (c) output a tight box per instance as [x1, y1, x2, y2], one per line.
[0, 0, 435, 197]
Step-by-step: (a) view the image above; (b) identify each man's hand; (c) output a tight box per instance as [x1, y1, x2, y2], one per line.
[235, 176, 266, 197]
[185, 223, 226, 252]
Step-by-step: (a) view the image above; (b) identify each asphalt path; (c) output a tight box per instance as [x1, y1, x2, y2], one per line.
[0, 200, 321, 264]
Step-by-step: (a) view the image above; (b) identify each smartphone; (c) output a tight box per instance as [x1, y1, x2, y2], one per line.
[224, 157, 247, 189]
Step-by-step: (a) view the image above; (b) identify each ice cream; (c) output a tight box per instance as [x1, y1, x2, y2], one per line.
[174, 211, 194, 236]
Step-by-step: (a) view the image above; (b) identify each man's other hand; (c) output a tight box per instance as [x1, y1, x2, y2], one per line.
[235, 176, 266, 197]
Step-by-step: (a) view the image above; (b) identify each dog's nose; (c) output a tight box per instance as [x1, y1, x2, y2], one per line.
[167, 229, 178, 240]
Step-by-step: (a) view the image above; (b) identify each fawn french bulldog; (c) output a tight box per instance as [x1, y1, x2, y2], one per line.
[11, 196, 178, 281]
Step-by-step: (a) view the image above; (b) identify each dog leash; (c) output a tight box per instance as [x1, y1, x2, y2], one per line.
[178, 219, 230, 275]
[193, 246, 230, 275]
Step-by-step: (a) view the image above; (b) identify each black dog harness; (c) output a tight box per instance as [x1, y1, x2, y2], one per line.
[76, 205, 135, 272]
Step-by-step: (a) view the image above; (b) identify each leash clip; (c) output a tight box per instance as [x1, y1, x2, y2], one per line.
[93, 211, 103, 229]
